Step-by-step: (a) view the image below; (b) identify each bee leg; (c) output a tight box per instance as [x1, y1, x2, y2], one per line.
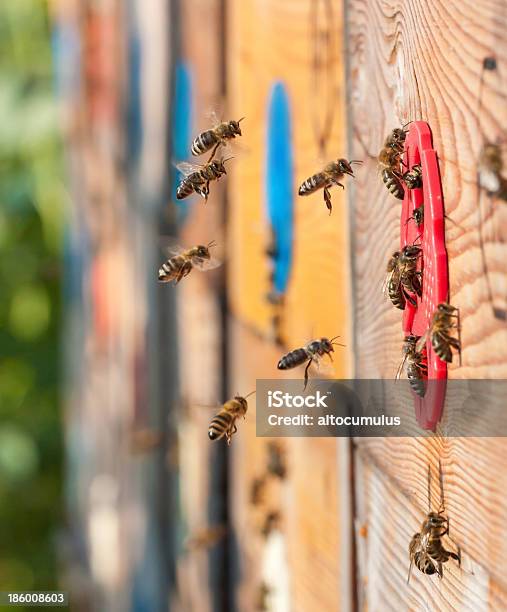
[303, 359, 313, 390]
[203, 181, 210, 203]
[323, 187, 333, 214]
[402, 286, 418, 307]
[173, 263, 190, 285]
[437, 562, 444, 579]
[407, 559, 414, 585]
[206, 141, 221, 163]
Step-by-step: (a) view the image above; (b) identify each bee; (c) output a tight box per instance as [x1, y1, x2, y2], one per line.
[129, 429, 164, 454]
[298, 158, 361, 214]
[185, 525, 227, 552]
[384, 126, 409, 152]
[266, 442, 287, 479]
[418, 303, 461, 364]
[408, 462, 461, 583]
[398, 244, 422, 299]
[378, 126, 410, 199]
[383, 251, 406, 310]
[406, 205, 424, 227]
[396, 335, 427, 398]
[478, 142, 507, 201]
[403, 164, 423, 189]
[175, 158, 231, 201]
[208, 391, 255, 445]
[277, 336, 344, 389]
[158, 241, 220, 284]
[383, 251, 420, 309]
[191, 116, 244, 161]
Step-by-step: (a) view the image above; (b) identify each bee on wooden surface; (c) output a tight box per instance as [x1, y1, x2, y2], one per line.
[408, 462, 461, 583]
[208, 391, 255, 445]
[298, 158, 362, 214]
[378, 126, 409, 199]
[175, 158, 231, 201]
[277, 336, 344, 389]
[250, 476, 267, 506]
[185, 524, 227, 552]
[403, 164, 423, 189]
[479, 142, 507, 201]
[418, 303, 461, 364]
[158, 241, 220, 285]
[398, 244, 422, 299]
[191, 114, 244, 161]
[396, 335, 427, 398]
[266, 442, 287, 479]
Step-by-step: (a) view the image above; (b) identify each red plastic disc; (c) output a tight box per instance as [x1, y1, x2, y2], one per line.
[400, 121, 448, 431]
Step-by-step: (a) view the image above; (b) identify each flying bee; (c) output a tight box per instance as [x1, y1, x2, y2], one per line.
[403, 164, 423, 189]
[408, 462, 461, 583]
[396, 335, 427, 398]
[208, 391, 255, 445]
[298, 159, 362, 214]
[175, 158, 231, 202]
[158, 241, 221, 285]
[398, 244, 422, 299]
[418, 303, 461, 364]
[185, 525, 227, 552]
[478, 142, 507, 201]
[277, 336, 344, 389]
[191, 115, 244, 161]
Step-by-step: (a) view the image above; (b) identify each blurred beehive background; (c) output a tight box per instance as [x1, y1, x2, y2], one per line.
[2, 0, 507, 610]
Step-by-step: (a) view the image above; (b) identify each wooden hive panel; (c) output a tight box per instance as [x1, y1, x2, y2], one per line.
[346, 0, 507, 610]
[227, 0, 352, 378]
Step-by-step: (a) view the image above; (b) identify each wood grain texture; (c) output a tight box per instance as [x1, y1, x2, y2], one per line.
[346, 1, 507, 610]
[346, 0, 507, 378]
[227, 0, 352, 379]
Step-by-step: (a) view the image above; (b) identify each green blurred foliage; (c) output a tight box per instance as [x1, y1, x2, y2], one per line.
[0, 0, 64, 597]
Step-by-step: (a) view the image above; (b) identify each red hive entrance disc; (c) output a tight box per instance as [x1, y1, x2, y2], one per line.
[400, 121, 448, 431]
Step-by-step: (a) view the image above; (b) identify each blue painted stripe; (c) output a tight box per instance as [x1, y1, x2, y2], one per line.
[265, 82, 294, 295]
[171, 62, 193, 222]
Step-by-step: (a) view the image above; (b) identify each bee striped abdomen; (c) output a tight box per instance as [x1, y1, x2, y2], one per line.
[278, 348, 309, 370]
[191, 129, 219, 156]
[158, 255, 185, 282]
[414, 552, 438, 575]
[176, 178, 196, 200]
[382, 169, 405, 200]
[208, 411, 233, 441]
[407, 362, 427, 398]
[388, 279, 406, 310]
[298, 173, 326, 196]
[176, 172, 206, 200]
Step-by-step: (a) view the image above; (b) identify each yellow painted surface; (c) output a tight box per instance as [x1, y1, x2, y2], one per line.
[226, 0, 352, 378]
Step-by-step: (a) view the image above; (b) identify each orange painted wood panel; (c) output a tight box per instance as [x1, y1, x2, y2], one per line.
[227, 0, 352, 379]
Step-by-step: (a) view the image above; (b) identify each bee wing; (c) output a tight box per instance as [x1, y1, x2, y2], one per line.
[191, 256, 223, 271]
[173, 160, 203, 177]
[416, 331, 429, 354]
[395, 352, 408, 381]
[382, 267, 399, 298]
[204, 108, 222, 126]
[310, 354, 335, 376]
